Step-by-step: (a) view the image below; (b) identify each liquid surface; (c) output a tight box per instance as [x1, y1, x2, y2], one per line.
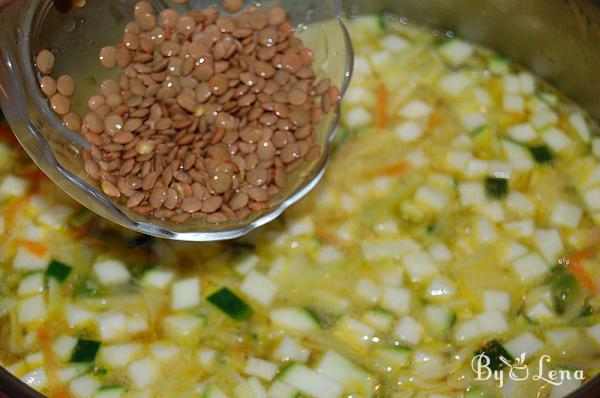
[1, 15, 600, 398]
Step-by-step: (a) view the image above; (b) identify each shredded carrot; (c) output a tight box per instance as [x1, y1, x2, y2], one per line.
[72, 224, 94, 240]
[375, 85, 388, 129]
[37, 326, 52, 346]
[0, 126, 18, 145]
[566, 248, 597, 294]
[426, 110, 442, 131]
[381, 161, 410, 176]
[316, 230, 343, 247]
[38, 326, 70, 398]
[18, 240, 49, 258]
[363, 161, 410, 179]
[51, 387, 71, 398]
[558, 116, 570, 131]
[0, 194, 31, 242]
[424, 100, 446, 132]
[21, 168, 47, 183]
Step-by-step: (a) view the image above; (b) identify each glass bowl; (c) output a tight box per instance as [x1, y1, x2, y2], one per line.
[0, 0, 353, 241]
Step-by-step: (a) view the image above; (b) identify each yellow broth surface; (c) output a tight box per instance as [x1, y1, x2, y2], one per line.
[0, 15, 600, 398]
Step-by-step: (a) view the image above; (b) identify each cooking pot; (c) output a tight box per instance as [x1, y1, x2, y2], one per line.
[0, 0, 599, 397]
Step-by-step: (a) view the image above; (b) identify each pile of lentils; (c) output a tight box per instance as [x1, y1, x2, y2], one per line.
[35, 0, 340, 224]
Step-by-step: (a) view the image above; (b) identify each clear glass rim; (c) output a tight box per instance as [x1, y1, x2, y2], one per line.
[1, 0, 354, 242]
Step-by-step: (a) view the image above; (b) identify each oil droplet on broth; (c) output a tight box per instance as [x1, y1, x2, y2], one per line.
[64, 19, 77, 33]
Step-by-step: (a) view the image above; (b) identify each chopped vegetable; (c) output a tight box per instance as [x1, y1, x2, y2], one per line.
[376, 10, 386, 30]
[273, 337, 310, 363]
[45, 260, 72, 282]
[70, 339, 101, 363]
[163, 314, 205, 346]
[127, 358, 158, 389]
[93, 259, 130, 286]
[579, 305, 594, 318]
[140, 268, 174, 290]
[317, 350, 373, 394]
[489, 55, 510, 75]
[171, 277, 201, 310]
[270, 308, 321, 332]
[280, 363, 343, 398]
[375, 345, 411, 369]
[74, 278, 101, 298]
[504, 332, 544, 359]
[17, 272, 44, 297]
[502, 139, 534, 170]
[203, 385, 230, 398]
[95, 386, 125, 398]
[17, 295, 47, 325]
[551, 272, 579, 314]
[565, 249, 597, 294]
[267, 381, 298, 398]
[424, 305, 456, 337]
[438, 39, 473, 67]
[207, 287, 253, 320]
[244, 357, 278, 381]
[67, 209, 94, 230]
[240, 271, 278, 306]
[222, 241, 256, 254]
[529, 145, 554, 163]
[537, 91, 558, 107]
[484, 176, 509, 199]
[125, 235, 154, 249]
[474, 340, 513, 371]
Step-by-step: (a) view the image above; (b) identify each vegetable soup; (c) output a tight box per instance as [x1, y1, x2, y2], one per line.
[0, 14, 599, 398]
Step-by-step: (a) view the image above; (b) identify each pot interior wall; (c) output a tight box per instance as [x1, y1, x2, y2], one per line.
[344, 0, 600, 122]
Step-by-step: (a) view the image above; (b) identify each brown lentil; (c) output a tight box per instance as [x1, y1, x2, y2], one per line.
[201, 195, 223, 213]
[315, 78, 331, 95]
[63, 112, 82, 132]
[159, 9, 179, 28]
[248, 186, 269, 202]
[181, 197, 202, 213]
[87, 96, 104, 111]
[99, 46, 118, 68]
[104, 115, 124, 135]
[127, 192, 145, 208]
[35, 49, 55, 75]
[223, 0, 243, 13]
[50, 94, 71, 116]
[100, 79, 120, 97]
[137, 13, 156, 31]
[229, 191, 249, 210]
[149, 186, 167, 208]
[67, 1, 339, 223]
[39, 76, 57, 97]
[288, 89, 307, 106]
[207, 212, 228, 223]
[176, 16, 196, 36]
[84, 158, 101, 179]
[101, 180, 121, 198]
[247, 167, 268, 186]
[106, 94, 123, 108]
[84, 113, 104, 134]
